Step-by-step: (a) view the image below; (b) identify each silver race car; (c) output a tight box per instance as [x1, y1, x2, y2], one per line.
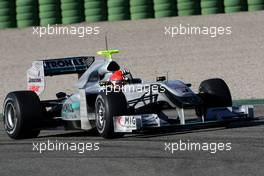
[2, 49, 254, 139]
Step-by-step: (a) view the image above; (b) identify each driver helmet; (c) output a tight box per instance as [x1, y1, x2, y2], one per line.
[109, 69, 127, 87]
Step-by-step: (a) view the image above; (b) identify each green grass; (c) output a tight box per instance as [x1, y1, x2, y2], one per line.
[233, 99, 264, 106]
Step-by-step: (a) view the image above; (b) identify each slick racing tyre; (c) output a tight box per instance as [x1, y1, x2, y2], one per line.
[196, 78, 232, 117]
[3, 91, 42, 139]
[95, 92, 127, 139]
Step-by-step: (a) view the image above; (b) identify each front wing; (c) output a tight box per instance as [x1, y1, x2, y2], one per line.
[113, 105, 254, 133]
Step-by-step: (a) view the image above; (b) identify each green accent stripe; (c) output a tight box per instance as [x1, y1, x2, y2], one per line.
[71, 102, 80, 110]
[233, 99, 264, 106]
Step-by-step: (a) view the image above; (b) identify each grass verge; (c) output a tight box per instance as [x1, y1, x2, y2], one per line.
[233, 99, 264, 106]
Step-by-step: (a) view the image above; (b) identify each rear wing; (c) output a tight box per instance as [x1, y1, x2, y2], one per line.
[27, 56, 94, 95]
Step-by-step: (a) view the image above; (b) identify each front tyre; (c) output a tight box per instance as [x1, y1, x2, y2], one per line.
[3, 91, 42, 139]
[95, 92, 127, 139]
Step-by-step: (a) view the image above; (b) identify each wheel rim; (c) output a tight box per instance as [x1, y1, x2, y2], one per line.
[96, 100, 105, 133]
[4, 102, 17, 133]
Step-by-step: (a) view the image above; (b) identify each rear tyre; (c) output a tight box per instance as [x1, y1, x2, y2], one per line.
[3, 91, 42, 139]
[95, 91, 127, 139]
[196, 78, 232, 117]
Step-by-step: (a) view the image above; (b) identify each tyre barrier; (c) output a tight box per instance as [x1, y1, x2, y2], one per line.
[177, 0, 201, 16]
[0, 0, 16, 29]
[84, 0, 107, 22]
[39, 0, 61, 26]
[108, 0, 130, 21]
[61, 0, 84, 24]
[0, 0, 264, 29]
[247, 0, 264, 11]
[153, 0, 176, 18]
[130, 0, 154, 20]
[16, 0, 39, 28]
[224, 0, 247, 13]
[201, 0, 224, 15]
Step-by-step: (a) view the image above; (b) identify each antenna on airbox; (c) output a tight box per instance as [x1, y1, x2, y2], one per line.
[105, 35, 108, 50]
[97, 35, 119, 61]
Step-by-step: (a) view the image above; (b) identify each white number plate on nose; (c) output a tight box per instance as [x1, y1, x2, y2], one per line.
[113, 116, 140, 132]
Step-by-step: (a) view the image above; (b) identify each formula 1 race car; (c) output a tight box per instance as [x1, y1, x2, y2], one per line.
[2, 49, 254, 139]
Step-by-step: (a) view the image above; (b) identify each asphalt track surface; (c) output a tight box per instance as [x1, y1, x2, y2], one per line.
[0, 105, 263, 176]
